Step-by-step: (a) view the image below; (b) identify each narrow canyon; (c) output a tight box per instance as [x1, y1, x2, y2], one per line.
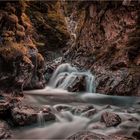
[0, 0, 140, 139]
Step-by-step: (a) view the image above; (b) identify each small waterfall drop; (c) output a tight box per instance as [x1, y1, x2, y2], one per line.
[37, 111, 45, 126]
[49, 63, 96, 93]
[24, 63, 96, 95]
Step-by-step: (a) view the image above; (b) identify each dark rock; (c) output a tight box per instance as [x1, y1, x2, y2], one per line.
[94, 67, 137, 95]
[0, 95, 22, 119]
[66, 131, 134, 140]
[67, 75, 86, 92]
[101, 112, 121, 127]
[11, 105, 55, 126]
[0, 1, 46, 93]
[132, 131, 140, 140]
[0, 99, 10, 117]
[0, 120, 11, 139]
[66, 131, 110, 140]
[109, 135, 134, 140]
[63, 1, 140, 96]
[11, 105, 37, 126]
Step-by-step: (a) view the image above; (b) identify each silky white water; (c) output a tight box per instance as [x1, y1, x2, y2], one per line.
[20, 64, 139, 139]
[49, 63, 96, 93]
[13, 92, 140, 139]
[24, 63, 96, 95]
[37, 111, 44, 126]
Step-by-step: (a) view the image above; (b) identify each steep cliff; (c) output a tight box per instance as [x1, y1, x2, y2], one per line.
[0, 1, 45, 91]
[62, 1, 140, 95]
[0, 0, 139, 96]
[0, 1, 69, 92]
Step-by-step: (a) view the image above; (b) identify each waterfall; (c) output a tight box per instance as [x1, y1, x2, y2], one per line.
[85, 72, 96, 93]
[37, 111, 44, 126]
[24, 63, 96, 94]
[49, 63, 96, 93]
[49, 63, 77, 86]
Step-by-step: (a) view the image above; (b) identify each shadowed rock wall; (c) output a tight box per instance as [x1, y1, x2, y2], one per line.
[62, 0, 140, 95]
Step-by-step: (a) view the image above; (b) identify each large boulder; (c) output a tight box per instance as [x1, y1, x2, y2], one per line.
[11, 105, 55, 126]
[101, 111, 122, 127]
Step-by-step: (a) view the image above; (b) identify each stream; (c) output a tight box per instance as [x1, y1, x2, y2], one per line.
[12, 63, 140, 139]
[11, 6, 140, 139]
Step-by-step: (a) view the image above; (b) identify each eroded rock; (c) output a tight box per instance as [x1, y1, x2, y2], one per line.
[62, 1, 140, 96]
[101, 112, 122, 127]
[0, 1, 46, 93]
[11, 105, 55, 126]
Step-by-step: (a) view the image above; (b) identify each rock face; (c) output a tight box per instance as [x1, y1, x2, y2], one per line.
[0, 1, 139, 96]
[0, 1, 46, 91]
[26, 1, 69, 52]
[62, 0, 140, 95]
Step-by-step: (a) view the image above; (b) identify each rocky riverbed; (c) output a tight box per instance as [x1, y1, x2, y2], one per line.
[0, 0, 140, 139]
[12, 92, 140, 139]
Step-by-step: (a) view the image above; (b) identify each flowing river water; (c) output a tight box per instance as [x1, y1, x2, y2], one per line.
[12, 63, 140, 139]
[12, 6, 140, 139]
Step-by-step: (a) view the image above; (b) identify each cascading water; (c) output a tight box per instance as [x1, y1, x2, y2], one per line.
[14, 3, 140, 139]
[37, 111, 44, 126]
[49, 63, 96, 93]
[24, 63, 96, 95]
[15, 62, 140, 139]
[49, 63, 77, 86]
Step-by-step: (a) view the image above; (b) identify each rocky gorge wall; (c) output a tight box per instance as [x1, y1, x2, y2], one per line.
[62, 0, 140, 96]
[0, 0, 139, 96]
[0, 1, 69, 93]
[0, 1, 45, 92]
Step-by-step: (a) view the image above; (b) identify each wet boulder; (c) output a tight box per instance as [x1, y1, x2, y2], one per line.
[101, 112, 121, 127]
[67, 75, 86, 92]
[132, 130, 140, 140]
[11, 105, 55, 126]
[0, 95, 22, 119]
